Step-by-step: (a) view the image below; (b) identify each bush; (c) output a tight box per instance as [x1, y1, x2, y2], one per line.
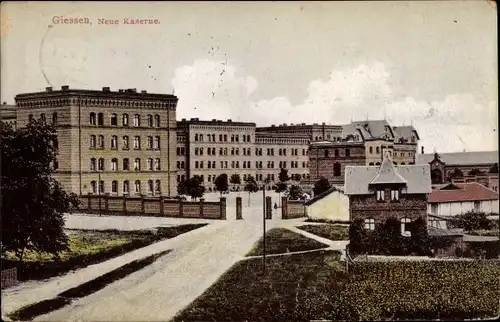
[456, 211, 495, 231]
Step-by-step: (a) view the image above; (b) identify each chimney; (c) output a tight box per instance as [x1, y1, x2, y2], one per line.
[141, 90, 147, 93]
[61, 85, 69, 91]
[190, 118, 196, 121]
[421, 146, 425, 154]
[227, 119, 232, 122]
[46, 87, 53, 92]
[212, 119, 216, 121]
[322, 122, 326, 125]
[119, 89, 124, 93]
[130, 88, 137, 93]
[181, 118, 186, 122]
[102, 87, 110, 92]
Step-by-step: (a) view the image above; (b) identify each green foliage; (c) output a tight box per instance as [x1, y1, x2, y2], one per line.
[1, 120, 80, 263]
[288, 184, 303, 200]
[274, 182, 287, 193]
[456, 211, 494, 231]
[177, 179, 187, 196]
[214, 173, 229, 195]
[313, 177, 331, 196]
[229, 173, 241, 189]
[278, 168, 290, 183]
[183, 175, 205, 200]
[348, 218, 370, 254]
[468, 168, 484, 176]
[247, 228, 329, 256]
[298, 224, 349, 241]
[244, 175, 259, 193]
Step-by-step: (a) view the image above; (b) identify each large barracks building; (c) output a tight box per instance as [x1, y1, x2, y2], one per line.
[9, 85, 494, 198]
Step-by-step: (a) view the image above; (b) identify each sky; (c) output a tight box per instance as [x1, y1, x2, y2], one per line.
[1, 1, 497, 153]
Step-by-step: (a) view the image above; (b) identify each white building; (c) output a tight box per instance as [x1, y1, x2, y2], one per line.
[303, 187, 349, 222]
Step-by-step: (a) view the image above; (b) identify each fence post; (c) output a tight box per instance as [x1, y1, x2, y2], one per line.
[160, 196, 165, 216]
[141, 195, 145, 215]
[179, 198, 184, 217]
[281, 196, 288, 219]
[123, 195, 127, 214]
[88, 193, 92, 210]
[265, 196, 272, 219]
[220, 197, 227, 220]
[200, 198, 205, 218]
[236, 196, 242, 220]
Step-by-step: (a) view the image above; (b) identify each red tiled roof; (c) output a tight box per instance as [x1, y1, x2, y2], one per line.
[428, 183, 499, 203]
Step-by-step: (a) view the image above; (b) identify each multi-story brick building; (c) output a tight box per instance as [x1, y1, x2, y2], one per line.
[344, 154, 432, 234]
[13, 86, 178, 197]
[416, 151, 499, 191]
[0, 102, 17, 129]
[308, 120, 419, 185]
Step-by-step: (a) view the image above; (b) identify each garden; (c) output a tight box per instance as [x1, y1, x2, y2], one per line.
[297, 224, 349, 241]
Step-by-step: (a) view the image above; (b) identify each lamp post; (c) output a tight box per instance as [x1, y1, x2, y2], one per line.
[98, 170, 102, 215]
[262, 184, 266, 274]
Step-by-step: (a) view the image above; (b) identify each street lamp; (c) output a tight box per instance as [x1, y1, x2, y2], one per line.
[262, 184, 266, 274]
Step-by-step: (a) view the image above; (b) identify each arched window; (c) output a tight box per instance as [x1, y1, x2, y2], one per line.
[111, 135, 118, 149]
[123, 158, 129, 171]
[376, 147, 380, 154]
[133, 114, 140, 127]
[90, 135, 96, 148]
[324, 150, 329, 157]
[155, 158, 161, 170]
[147, 114, 153, 127]
[134, 158, 141, 170]
[134, 136, 141, 149]
[155, 180, 161, 194]
[98, 180, 104, 194]
[147, 180, 154, 194]
[91, 181, 97, 194]
[123, 180, 130, 194]
[97, 113, 104, 126]
[401, 218, 412, 236]
[333, 162, 341, 177]
[52, 112, 58, 125]
[147, 158, 153, 170]
[28, 114, 34, 122]
[111, 158, 118, 171]
[154, 115, 160, 127]
[369, 162, 374, 166]
[111, 180, 118, 193]
[110, 113, 117, 126]
[98, 135, 104, 148]
[134, 180, 141, 194]
[334, 149, 339, 157]
[369, 147, 373, 154]
[122, 114, 129, 126]
[98, 158, 105, 171]
[364, 218, 375, 230]
[90, 158, 96, 171]
[123, 136, 129, 149]
[376, 162, 381, 166]
[90, 113, 96, 125]
[401, 162, 406, 165]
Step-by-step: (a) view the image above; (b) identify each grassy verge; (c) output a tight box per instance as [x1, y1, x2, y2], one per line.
[8, 250, 171, 321]
[2, 224, 207, 281]
[175, 252, 500, 321]
[246, 228, 329, 256]
[297, 224, 349, 241]
[468, 229, 500, 237]
[304, 218, 350, 225]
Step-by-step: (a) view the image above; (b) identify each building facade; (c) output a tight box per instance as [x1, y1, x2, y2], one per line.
[0, 102, 17, 129]
[14, 86, 178, 197]
[344, 154, 432, 235]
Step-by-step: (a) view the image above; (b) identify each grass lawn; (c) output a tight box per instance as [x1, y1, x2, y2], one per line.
[175, 252, 500, 321]
[246, 228, 329, 256]
[297, 224, 349, 241]
[2, 224, 207, 281]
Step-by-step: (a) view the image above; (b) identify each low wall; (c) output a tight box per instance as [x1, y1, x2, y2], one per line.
[75, 194, 227, 220]
[281, 197, 306, 219]
[1, 267, 18, 289]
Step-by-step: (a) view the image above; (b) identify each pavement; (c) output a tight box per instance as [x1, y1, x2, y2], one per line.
[2, 192, 336, 322]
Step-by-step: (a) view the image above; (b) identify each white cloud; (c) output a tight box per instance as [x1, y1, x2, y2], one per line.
[172, 59, 497, 152]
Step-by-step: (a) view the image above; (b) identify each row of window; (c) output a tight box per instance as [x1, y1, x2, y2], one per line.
[90, 158, 161, 171]
[314, 135, 343, 142]
[194, 133, 252, 143]
[91, 179, 161, 195]
[190, 160, 309, 170]
[90, 135, 160, 150]
[176, 172, 310, 184]
[368, 147, 414, 157]
[364, 218, 412, 236]
[89, 113, 161, 127]
[28, 113, 58, 125]
[376, 189, 400, 202]
[368, 162, 415, 166]
[187, 147, 308, 157]
[323, 149, 351, 158]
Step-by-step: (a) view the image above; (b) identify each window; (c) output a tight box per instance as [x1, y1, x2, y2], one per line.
[90, 135, 96, 148]
[333, 163, 341, 177]
[346, 149, 350, 157]
[110, 113, 117, 126]
[52, 112, 58, 125]
[133, 114, 140, 127]
[155, 158, 161, 170]
[148, 180, 154, 194]
[155, 180, 161, 194]
[122, 114, 129, 126]
[91, 181, 97, 194]
[123, 180, 130, 194]
[369, 162, 374, 166]
[90, 158, 96, 171]
[474, 201, 480, 212]
[147, 114, 153, 127]
[99, 180, 104, 194]
[147, 158, 153, 170]
[391, 190, 399, 201]
[401, 218, 412, 236]
[111, 158, 118, 171]
[369, 147, 373, 154]
[123, 158, 130, 171]
[98, 158, 104, 171]
[147, 136, 153, 149]
[98, 135, 104, 148]
[431, 203, 438, 215]
[40, 113, 46, 122]
[364, 218, 375, 230]
[376, 190, 385, 201]
[376, 147, 380, 154]
[154, 115, 160, 127]
[324, 150, 329, 157]
[334, 149, 339, 157]
[111, 136, 118, 149]
[154, 136, 160, 149]
[112, 180, 118, 193]
[90, 112, 96, 125]
[134, 136, 141, 149]
[123, 136, 129, 149]
[135, 180, 141, 194]
[97, 113, 104, 126]
[134, 158, 141, 170]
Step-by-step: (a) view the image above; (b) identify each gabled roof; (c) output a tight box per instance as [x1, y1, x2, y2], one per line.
[416, 151, 499, 166]
[392, 126, 419, 142]
[344, 163, 431, 195]
[341, 120, 394, 141]
[428, 182, 499, 203]
[369, 155, 407, 185]
[304, 186, 343, 206]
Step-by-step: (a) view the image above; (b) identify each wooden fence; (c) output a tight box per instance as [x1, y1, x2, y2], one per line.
[74, 194, 227, 220]
[281, 197, 306, 219]
[1, 268, 18, 289]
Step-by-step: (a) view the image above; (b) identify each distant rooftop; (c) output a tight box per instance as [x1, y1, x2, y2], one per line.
[416, 151, 499, 166]
[15, 86, 178, 100]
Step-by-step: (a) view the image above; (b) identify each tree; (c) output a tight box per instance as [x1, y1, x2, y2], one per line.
[214, 173, 229, 196]
[288, 184, 303, 200]
[407, 217, 431, 256]
[375, 217, 407, 255]
[348, 218, 370, 255]
[1, 120, 80, 263]
[278, 168, 290, 183]
[177, 179, 187, 196]
[184, 175, 205, 201]
[456, 211, 494, 232]
[313, 177, 331, 196]
[244, 175, 259, 206]
[490, 163, 499, 174]
[229, 174, 241, 191]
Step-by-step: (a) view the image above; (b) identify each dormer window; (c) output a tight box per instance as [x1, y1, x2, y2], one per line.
[391, 189, 399, 201]
[376, 190, 385, 201]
